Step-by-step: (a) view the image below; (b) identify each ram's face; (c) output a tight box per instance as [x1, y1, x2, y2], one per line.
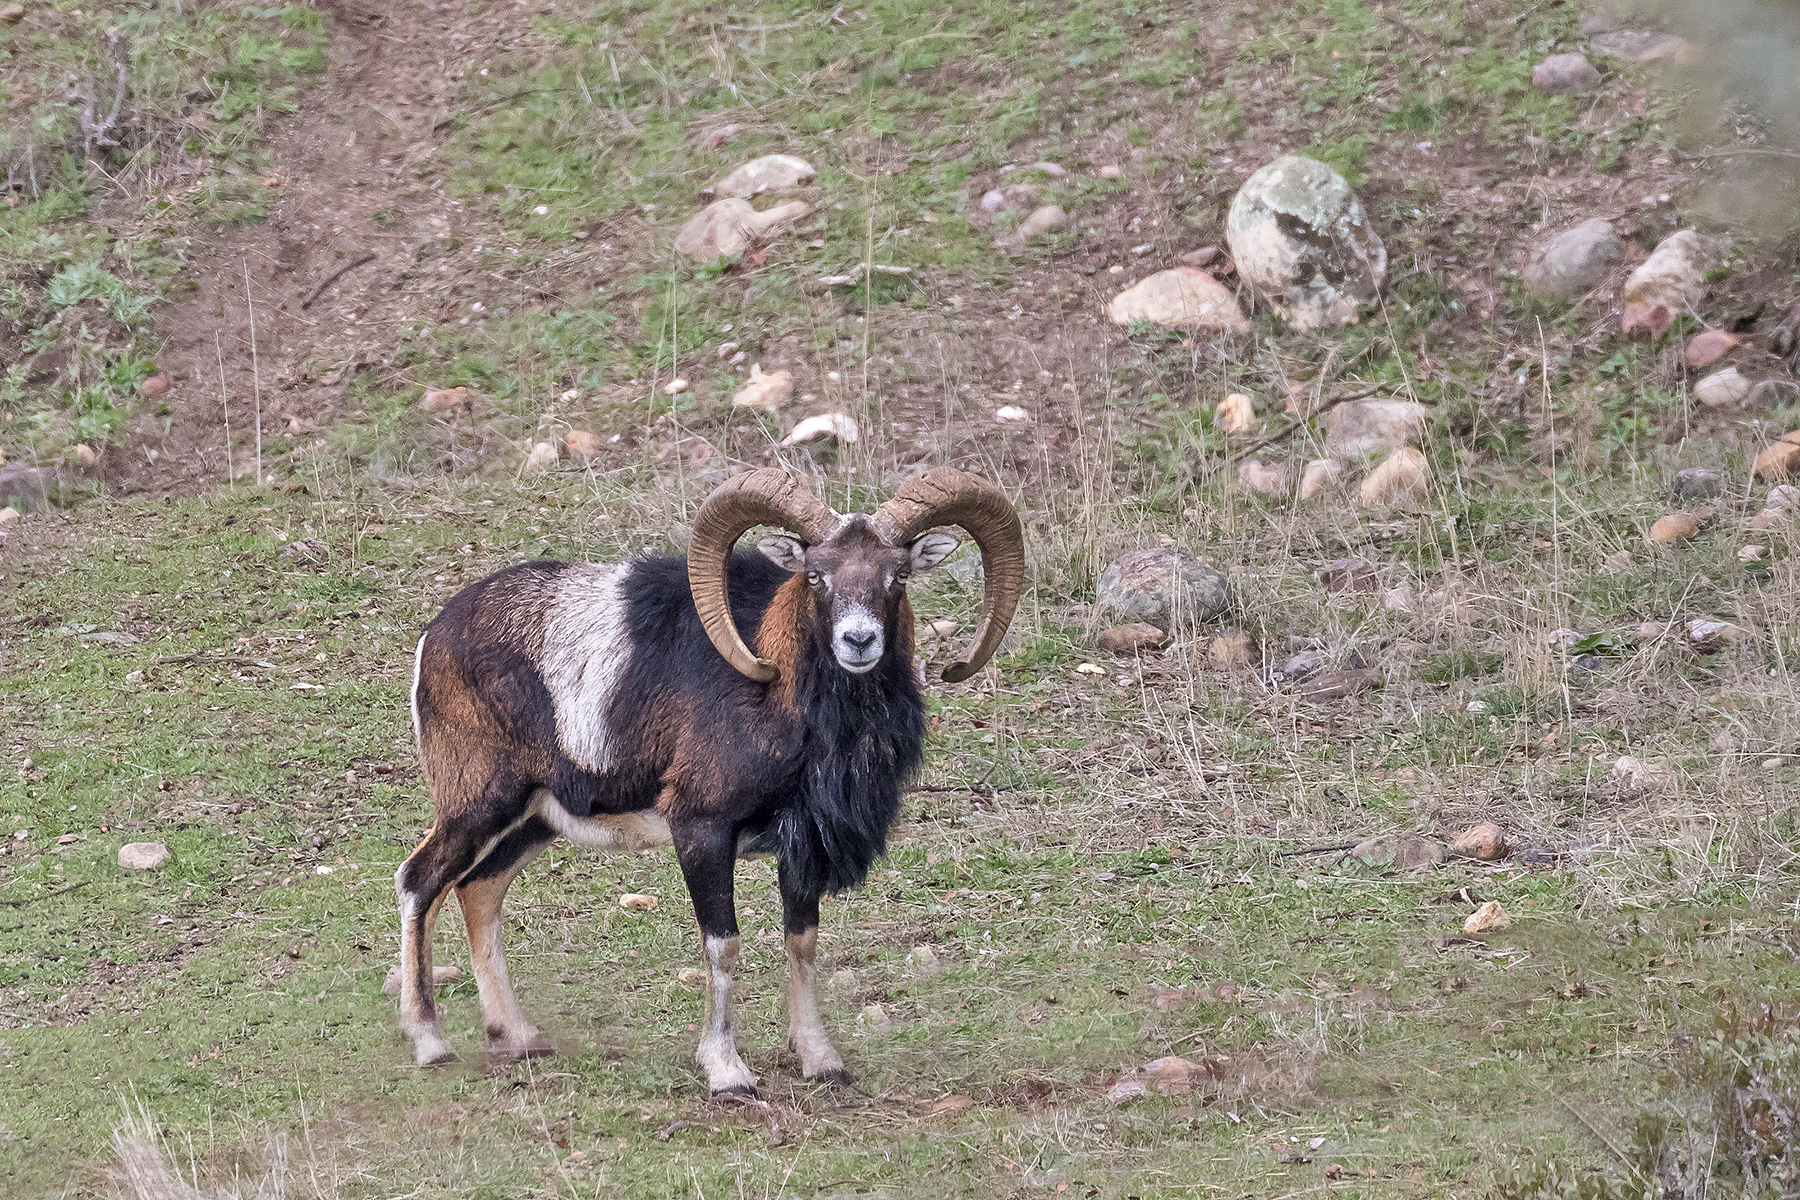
[758, 518, 960, 674]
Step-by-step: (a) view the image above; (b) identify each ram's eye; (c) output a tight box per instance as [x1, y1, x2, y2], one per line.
[805, 571, 823, 587]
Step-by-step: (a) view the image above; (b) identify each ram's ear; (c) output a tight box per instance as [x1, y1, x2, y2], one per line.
[909, 532, 961, 571]
[756, 534, 808, 572]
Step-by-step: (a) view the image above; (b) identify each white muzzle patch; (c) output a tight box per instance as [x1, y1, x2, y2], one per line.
[832, 607, 884, 673]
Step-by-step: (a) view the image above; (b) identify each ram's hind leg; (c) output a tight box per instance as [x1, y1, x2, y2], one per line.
[457, 813, 556, 1061]
[395, 775, 535, 1068]
[780, 863, 849, 1086]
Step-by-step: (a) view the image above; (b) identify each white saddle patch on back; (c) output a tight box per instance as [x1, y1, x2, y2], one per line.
[538, 564, 633, 771]
[531, 790, 673, 850]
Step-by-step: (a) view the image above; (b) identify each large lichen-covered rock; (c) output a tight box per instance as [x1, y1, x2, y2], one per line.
[1096, 548, 1232, 633]
[1226, 156, 1386, 330]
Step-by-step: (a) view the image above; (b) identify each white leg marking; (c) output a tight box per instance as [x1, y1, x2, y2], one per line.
[785, 928, 846, 1080]
[696, 934, 757, 1094]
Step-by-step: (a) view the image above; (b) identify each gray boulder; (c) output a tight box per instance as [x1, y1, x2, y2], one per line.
[1096, 548, 1232, 633]
[1225, 156, 1386, 330]
[1522, 218, 1622, 299]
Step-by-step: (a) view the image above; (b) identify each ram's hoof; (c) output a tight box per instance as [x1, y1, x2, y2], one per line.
[810, 1067, 854, 1088]
[488, 1035, 557, 1063]
[711, 1083, 759, 1100]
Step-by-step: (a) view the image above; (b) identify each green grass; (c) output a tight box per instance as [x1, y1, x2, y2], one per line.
[3, 475, 1798, 1197]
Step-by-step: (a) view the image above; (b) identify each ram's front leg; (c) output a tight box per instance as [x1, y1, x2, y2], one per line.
[780, 863, 850, 1085]
[673, 818, 758, 1097]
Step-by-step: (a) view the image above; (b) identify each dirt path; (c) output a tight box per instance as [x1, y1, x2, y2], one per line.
[114, 0, 529, 496]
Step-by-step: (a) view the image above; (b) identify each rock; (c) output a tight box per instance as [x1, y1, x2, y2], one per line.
[382, 963, 464, 994]
[0, 506, 17, 528]
[700, 123, 745, 151]
[655, 436, 718, 476]
[1463, 900, 1511, 935]
[1098, 623, 1165, 654]
[674, 198, 810, 261]
[1357, 447, 1431, 507]
[1546, 627, 1580, 649]
[71, 443, 99, 467]
[929, 1094, 975, 1116]
[118, 841, 170, 870]
[619, 892, 659, 911]
[1237, 460, 1286, 495]
[1383, 584, 1417, 612]
[1685, 618, 1744, 654]
[827, 968, 858, 996]
[1226, 155, 1386, 330]
[565, 430, 604, 459]
[1739, 544, 1766, 563]
[1275, 650, 1329, 682]
[859, 1002, 892, 1030]
[1590, 29, 1687, 61]
[1532, 52, 1600, 93]
[1686, 329, 1739, 367]
[1348, 834, 1447, 873]
[1521, 218, 1621, 299]
[1747, 509, 1782, 530]
[0, 4, 23, 22]
[1451, 823, 1508, 861]
[1613, 755, 1674, 790]
[677, 966, 706, 985]
[780, 413, 859, 447]
[0, 462, 55, 511]
[1671, 467, 1724, 499]
[663, 377, 689, 396]
[731, 363, 794, 409]
[1298, 668, 1379, 700]
[1215, 392, 1256, 435]
[1106, 1055, 1216, 1103]
[1768, 484, 1800, 511]
[1299, 458, 1344, 500]
[421, 386, 469, 413]
[1648, 513, 1698, 543]
[139, 374, 170, 397]
[1207, 626, 1256, 670]
[1097, 164, 1122, 179]
[1105, 267, 1249, 333]
[1318, 556, 1378, 593]
[523, 441, 560, 473]
[1694, 367, 1751, 408]
[1178, 246, 1220, 268]
[1755, 440, 1800, 481]
[979, 188, 1006, 212]
[907, 945, 941, 973]
[1622, 230, 1708, 337]
[995, 405, 1031, 423]
[1017, 204, 1068, 239]
[1096, 548, 1232, 633]
[714, 154, 816, 198]
[1325, 399, 1430, 457]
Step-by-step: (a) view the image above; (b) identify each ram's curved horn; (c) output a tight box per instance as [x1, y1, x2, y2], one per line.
[871, 468, 1025, 683]
[688, 471, 840, 681]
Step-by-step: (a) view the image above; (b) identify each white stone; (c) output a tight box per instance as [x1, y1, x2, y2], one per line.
[674, 198, 811, 261]
[1325, 399, 1430, 457]
[780, 413, 859, 446]
[1105, 267, 1248, 332]
[1215, 393, 1255, 434]
[1694, 367, 1751, 408]
[1357, 447, 1430, 506]
[1016, 204, 1068, 239]
[1226, 155, 1385, 330]
[118, 842, 170, 870]
[731, 363, 794, 409]
[1622, 230, 1708, 337]
[714, 154, 816, 198]
[1299, 458, 1344, 500]
[1238, 460, 1286, 495]
[523, 441, 560, 473]
[995, 405, 1031, 423]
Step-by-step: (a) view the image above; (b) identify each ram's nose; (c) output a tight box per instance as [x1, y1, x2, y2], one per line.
[842, 629, 878, 655]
